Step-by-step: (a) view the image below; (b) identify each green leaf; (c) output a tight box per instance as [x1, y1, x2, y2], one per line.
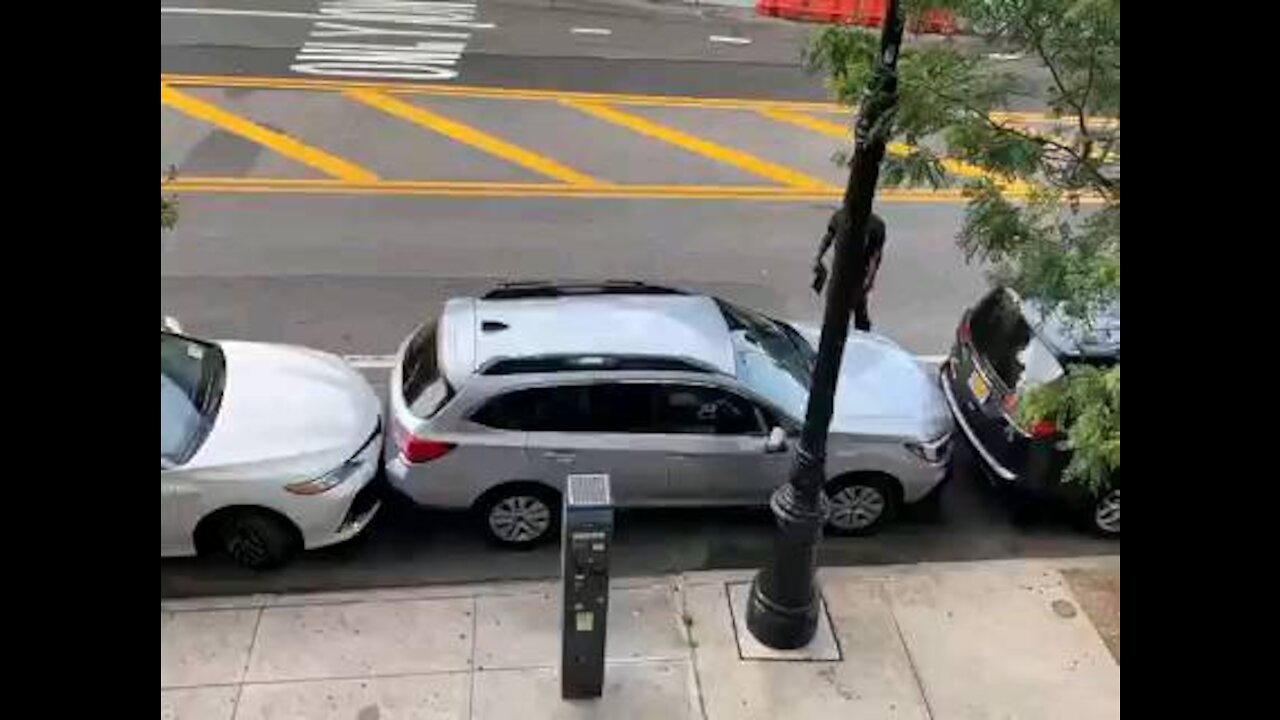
[1019, 364, 1120, 492]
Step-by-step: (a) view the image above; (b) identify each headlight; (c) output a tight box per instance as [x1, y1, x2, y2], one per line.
[285, 458, 365, 495]
[905, 433, 951, 464]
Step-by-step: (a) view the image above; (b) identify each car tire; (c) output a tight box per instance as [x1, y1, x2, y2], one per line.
[1089, 488, 1120, 538]
[216, 509, 301, 570]
[824, 474, 900, 536]
[477, 484, 561, 549]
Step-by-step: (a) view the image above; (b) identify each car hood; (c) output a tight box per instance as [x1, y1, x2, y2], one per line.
[183, 342, 381, 478]
[791, 324, 952, 440]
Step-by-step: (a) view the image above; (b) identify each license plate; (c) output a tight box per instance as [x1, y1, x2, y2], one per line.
[968, 370, 990, 404]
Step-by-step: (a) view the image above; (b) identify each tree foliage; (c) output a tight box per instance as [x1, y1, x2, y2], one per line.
[161, 196, 178, 231]
[806, 0, 1119, 487]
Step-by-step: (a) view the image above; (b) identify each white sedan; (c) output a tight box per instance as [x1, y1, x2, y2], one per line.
[161, 322, 384, 568]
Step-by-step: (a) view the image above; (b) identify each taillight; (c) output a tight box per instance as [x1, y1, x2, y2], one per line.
[403, 436, 455, 463]
[1029, 419, 1057, 439]
[958, 317, 972, 344]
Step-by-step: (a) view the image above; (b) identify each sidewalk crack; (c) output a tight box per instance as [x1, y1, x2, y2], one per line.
[467, 596, 478, 719]
[887, 592, 935, 720]
[233, 606, 266, 717]
[676, 577, 710, 720]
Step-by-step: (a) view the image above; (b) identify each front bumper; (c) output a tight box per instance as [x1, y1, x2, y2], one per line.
[301, 427, 385, 550]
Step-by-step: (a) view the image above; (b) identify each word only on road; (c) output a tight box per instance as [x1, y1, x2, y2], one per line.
[293, 0, 492, 81]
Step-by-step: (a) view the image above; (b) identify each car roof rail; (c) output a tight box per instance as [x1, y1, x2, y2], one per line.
[480, 280, 687, 300]
[480, 354, 715, 376]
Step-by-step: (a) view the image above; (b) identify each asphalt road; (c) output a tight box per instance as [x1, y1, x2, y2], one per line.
[162, 0, 827, 97]
[160, 196, 986, 356]
[160, 1, 1114, 597]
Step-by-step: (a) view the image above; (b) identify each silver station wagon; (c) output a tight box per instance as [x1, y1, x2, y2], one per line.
[384, 282, 953, 546]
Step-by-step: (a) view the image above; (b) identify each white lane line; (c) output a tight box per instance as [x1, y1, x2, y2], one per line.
[708, 35, 752, 45]
[343, 353, 949, 370]
[570, 27, 613, 36]
[162, 8, 330, 21]
[160, 7, 497, 29]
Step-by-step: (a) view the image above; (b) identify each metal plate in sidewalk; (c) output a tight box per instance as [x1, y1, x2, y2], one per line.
[726, 582, 842, 662]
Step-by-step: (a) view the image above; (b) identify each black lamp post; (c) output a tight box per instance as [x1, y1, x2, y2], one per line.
[745, 0, 906, 649]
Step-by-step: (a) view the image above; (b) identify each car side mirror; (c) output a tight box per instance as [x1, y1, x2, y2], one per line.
[765, 427, 787, 453]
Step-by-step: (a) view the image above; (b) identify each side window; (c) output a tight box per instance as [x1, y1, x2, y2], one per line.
[655, 385, 765, 435]
[588, 384, 658, 433]
[472, 386, 592, 431]
[751, 400, 797, 434]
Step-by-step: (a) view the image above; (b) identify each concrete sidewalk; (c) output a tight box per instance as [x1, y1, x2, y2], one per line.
[161, 556, 1119, 719]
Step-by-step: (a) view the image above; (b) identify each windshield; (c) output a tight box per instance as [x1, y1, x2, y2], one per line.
[716, 300, 813, 421]
[161, 333, 225, 466]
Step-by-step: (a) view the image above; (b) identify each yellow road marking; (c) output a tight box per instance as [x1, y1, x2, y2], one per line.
[161, 73, 1119, 126]
[756, 107, 852, 140]
[993, 111, 1119, 129]
[758, 107, 1032, 191]
[346, 89, 600, 186]
[163, 73, 842, 112]
[164, 177, 1107, 204]
[159, 83, 377, 183]
[563, 101, 833, 190]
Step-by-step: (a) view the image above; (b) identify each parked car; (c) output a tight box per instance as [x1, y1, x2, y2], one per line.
[383, 281, 953, 546]
[939, 287, 1120, 536]
[161, 321, 384, 568]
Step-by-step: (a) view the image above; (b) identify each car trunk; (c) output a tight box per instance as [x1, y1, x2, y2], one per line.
[950, 290, 1067, 485]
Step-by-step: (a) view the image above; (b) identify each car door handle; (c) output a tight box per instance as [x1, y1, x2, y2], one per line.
[542, 450, 576, 462]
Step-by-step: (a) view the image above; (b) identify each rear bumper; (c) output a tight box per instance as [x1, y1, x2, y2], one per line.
[939, 361, 1020, 483]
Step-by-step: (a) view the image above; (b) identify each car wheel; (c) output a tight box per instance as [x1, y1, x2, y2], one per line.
[217, 509, 300, 570]
[824, 474, 900, 536]
[478, 485, 560, 548]
[1091, 488, 1120, 538]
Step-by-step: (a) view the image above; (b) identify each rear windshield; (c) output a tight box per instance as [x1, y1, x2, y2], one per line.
[970, 290, 1064, 391]
[402, 320, 453, 417]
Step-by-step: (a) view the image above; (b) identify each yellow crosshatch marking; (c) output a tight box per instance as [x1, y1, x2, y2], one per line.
[160, 83, 378, 183]
[561, 100, 834, 190]
[756, 107, 1033, 193]
[164, 177, 1107, 204]
[345, 89, 600, 186]
[161, 74, 1112, 202]
[161, 73, 843, 112]
[161, 73, 1118, 125]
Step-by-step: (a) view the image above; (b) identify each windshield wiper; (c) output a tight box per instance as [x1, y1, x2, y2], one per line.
[198, 352, 226, 418]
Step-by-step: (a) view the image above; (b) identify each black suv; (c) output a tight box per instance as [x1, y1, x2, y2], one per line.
[940, 287, 1119, 536]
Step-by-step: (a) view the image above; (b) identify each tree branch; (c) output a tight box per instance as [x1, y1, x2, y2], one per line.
[911, 77, 1116, 198]
[1021, 11, 1087, 126]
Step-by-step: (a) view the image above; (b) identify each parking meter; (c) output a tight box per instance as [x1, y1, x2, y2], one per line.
[561, 473, 614, 699]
